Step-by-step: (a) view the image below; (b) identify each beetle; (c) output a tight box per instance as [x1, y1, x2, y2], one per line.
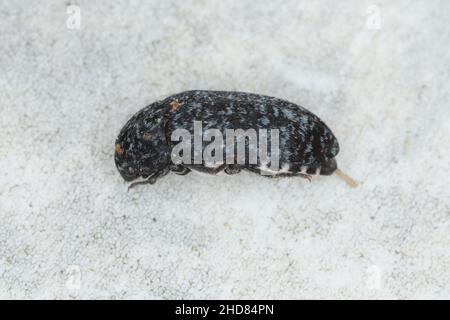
[114, 90, 341, 189]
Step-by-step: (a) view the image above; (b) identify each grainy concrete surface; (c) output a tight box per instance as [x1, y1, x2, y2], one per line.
[0, 0, 449, 299]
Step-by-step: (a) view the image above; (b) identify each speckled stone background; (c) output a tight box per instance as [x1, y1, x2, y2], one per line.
[1, 0, 449, 299]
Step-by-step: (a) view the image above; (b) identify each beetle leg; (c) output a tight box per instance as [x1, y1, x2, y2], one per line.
[127, 176, 157, 191]
[299, 173, 312, 182]
[224, 165, 241, 175]
[127, 169, 169, 191]
[170, 165, 191, 175]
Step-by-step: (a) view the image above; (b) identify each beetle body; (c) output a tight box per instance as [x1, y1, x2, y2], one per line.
[115, 90, 340, 187]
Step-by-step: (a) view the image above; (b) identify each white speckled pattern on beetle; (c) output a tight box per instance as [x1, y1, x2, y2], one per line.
[115, 90, 340, 186]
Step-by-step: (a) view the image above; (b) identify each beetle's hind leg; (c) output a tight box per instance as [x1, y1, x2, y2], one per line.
[298, 173, 312, 182]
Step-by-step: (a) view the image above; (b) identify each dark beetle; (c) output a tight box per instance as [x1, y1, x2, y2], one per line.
[115, 90, 339, 188]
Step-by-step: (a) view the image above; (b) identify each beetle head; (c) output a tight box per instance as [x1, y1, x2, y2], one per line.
[114, 103, 171, 182]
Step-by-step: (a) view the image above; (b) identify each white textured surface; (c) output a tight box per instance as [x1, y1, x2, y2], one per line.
[1, 0, 450, 299]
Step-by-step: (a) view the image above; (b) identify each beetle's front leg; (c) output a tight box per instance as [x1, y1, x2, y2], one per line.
[127, 168, 169, 191]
